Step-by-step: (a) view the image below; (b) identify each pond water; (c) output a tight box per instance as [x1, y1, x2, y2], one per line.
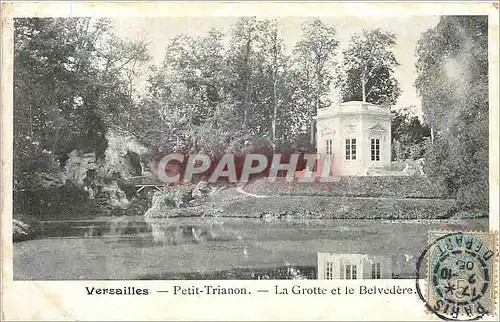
[13, 216, 488, 280]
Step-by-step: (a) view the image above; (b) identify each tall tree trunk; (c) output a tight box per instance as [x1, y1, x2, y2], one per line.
[362, 65, 367, 103]
[310, 99, 317, 147]
[242, 35, 252, 129]
[271, 26, 278, 151]
[242, 107, 248, 129]
[272, 96, 277, 151]
[52, 126, 60, 155]
[309, 115, 315, 148]
[28, 104, 33, 143]
[310, 58, 321, 149]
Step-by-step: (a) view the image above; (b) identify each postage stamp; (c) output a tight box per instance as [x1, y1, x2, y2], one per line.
[421, 231, 498, 320]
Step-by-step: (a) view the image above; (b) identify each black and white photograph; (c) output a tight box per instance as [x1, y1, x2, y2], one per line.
[10, 12, 490, 283]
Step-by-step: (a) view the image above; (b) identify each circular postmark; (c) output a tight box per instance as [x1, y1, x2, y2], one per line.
[415, 232, 496, 321]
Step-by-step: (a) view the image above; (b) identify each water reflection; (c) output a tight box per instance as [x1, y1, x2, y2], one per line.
[39, 216, 243, 245]
[148, 216, 243, 246]
[149, 222, 216, 245]
[23, 216, 485, 280]
[140, 266, 317, 280]
[316, 252, 415, 280]
[38, 217, 150, 238]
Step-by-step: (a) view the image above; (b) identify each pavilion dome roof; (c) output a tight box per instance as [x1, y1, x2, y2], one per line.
[314, 100, 391, 120]
[337, 101, 384, 112]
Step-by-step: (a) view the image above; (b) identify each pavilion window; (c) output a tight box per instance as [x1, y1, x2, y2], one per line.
[345, 139, 356, 160]
[371, 138, 380, 161]
[326, 139, 333, 155]
[325, 261, 334, 280]
[344, 264, 358, 280]
[372, 262, 381, 279]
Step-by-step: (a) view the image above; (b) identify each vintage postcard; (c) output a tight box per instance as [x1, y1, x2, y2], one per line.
[1, 1, 499, 321]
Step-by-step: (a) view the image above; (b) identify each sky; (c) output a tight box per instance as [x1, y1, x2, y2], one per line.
[113, 16, 441, 117]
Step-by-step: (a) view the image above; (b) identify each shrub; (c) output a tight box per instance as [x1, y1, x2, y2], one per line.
[116, 178, 140, 199]
[144, 187, 194, 218]
[424, 133, 488, 211]
[13, 183, 97, 220]
[13, 214, 42, 242]
[221, 196, 456, 220]
[244, 176, 449, 199]
[145, 204, 224, 219]
[456, 179, 489, 211]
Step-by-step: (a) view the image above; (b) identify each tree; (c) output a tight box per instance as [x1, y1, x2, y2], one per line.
[415, 16, 488, 210]
[391, 107, 431, 161]
[13, 18, 150, 190]
[146, 17, 298, 157]
[226, 17, 260, 131]
[268, 21, 280, 150]
[145, 28, 239, 156]
[339, 28, 401, 107]
[145, 18, 339, 157]
[292, 19, 339, 148]
[249, 19, 294, 150]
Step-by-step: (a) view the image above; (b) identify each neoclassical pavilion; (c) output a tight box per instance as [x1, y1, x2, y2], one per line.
[313, 101, 392, 176]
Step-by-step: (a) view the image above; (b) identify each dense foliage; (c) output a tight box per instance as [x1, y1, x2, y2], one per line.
[14, 18, 403, 185]
[338, 28, 401, 106]
[415, 16, 488, 210]
[14, 18, 150, 191]
[144, 18, 343, 155]
[391, 107, 431, 161]
[13, 16, 487, 219]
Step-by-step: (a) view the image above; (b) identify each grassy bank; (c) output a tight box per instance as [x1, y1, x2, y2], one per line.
[223, 196, 457, 219]
[145, 195, 457, 220]
[244, 177, 449, 199]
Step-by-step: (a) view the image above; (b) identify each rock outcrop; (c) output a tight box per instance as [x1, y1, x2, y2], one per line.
[192, 181, 211, 198]
[63, 151, 98, 186]
[60, 129, 148, 215]
[13, 215, 41, 242]
[101, 129, 148, 179]
[144, 188, 194, 218]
